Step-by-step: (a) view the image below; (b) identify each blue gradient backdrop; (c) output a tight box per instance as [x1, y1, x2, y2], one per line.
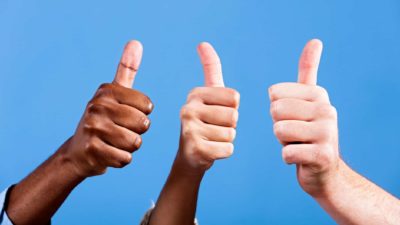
[1, 1, 399, 224]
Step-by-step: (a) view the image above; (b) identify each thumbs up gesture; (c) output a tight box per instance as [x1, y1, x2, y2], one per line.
[174, 43, 240, 175]
[269, 40, 340, 197]
[63, 41, 154, 178]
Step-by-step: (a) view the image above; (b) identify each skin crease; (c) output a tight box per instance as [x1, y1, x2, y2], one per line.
[5, 40, 154, 225]
[269, 39, 400, 225]
[148, 42, 240, 225]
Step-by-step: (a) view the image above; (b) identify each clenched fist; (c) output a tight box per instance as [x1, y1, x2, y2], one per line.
[174, 43, 240, 175]
[62, 41, 153, 178]
[269, 40, 340, 197]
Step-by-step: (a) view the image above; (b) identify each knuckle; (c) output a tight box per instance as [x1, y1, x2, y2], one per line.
[299, 56, 314, 68]
[226, 88, 241, 107]
[137, 116, 151, 133]
[327, 106, 338, 119]
[181, 121, 196, 138]
[98, 83, 113, 91]
[315, 104, 337, 119]
[83, 117, 100, 133]
[268, 83, 287, 101]
[315, 86, 330, 101]
[95, 168, 107, 176]
[191, 139, 206, 156]
[323, 144, 336, 162]
[87, 162, 103, 176]
[268, 85, 277, 100]
[211, 143, 234, 160]
[134, 91, 154, 114]
[222, 143, 234, 158]
[227, 108, 239, 127]
[315, 86, 327, 95]
[121, 131, 135, 149]
[133, 135, 143, 150]
[319, 123, 336, 141]
[180, 105, 197, 120]
[226, 128, 237, 141]
[273, 121, 286, 138]
[187, 87, 203, 102]
[282, 146, 294, 163]
[311, 148, 324, 166]
[96, 83, 114, 97]
[179, 106, 187, 120]
[115, 154, 132, 168]
[270, 100, 281, 119]
[143, 95, 154, 114]
[86, 101, 108, 115]
[316, 145, 331, 165]
[84, 138, 99, 154]
[86, 102, 98, 115]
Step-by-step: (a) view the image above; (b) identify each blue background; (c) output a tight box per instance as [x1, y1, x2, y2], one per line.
[1, 0, 399, 224]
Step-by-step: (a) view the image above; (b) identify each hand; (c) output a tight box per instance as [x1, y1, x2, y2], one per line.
[269, 39, 340, 197]
[62, 41, 154, 178]
[174, 43, 240, 175]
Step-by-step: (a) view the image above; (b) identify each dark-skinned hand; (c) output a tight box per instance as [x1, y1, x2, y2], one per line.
[61, 40, 154, 178]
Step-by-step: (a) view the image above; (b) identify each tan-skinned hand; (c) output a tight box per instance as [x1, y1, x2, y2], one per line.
[174, 43, 240, 175]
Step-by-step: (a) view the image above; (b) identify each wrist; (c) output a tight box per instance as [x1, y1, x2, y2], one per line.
[171, 156, 206, 182]
[312, 159, 350, 201]
[53, 138, 87, 182]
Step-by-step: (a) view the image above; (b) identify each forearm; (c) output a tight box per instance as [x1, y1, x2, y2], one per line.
[149, 161, 204, 225]
[315, 160, 400, 225]
[6, 138, 85, 225]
